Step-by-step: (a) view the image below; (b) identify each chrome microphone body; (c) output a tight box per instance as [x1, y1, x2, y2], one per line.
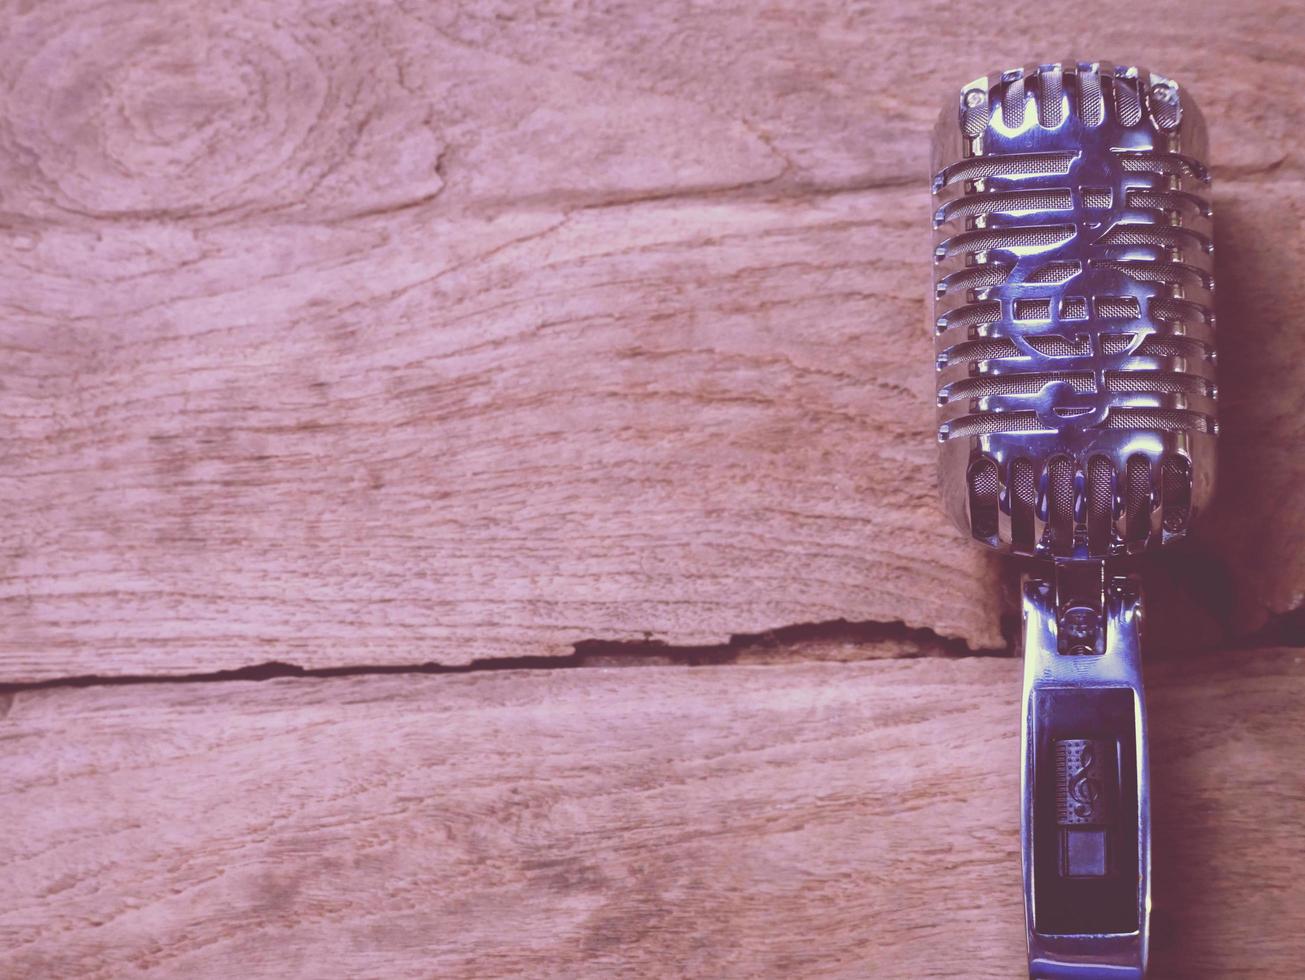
[930, 62, 1216, 979]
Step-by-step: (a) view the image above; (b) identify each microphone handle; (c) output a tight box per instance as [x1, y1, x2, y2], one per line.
[1021, 560, 1150, 979]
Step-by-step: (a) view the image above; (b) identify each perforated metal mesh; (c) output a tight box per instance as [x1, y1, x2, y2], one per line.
[1098, 225, 1209, 251]
[1119, 153, 1207, 179]
[1150, 84, 1182, 130]
[1097, 297, 1142, 319]
[1078, 67, 1104, 126]
[962, 90, 991, 138]
[1104, 371, 1212, 396]
[1027, 261, 1082, 284]
[1133, 335, 1209, 360]
[1002, 76, 1027, 127]
[1162, 455, 1192, 531]
[1014, 299, 1053, 320]
[1047, 455, 1076, 555]
[1027, 335, 1092, 357]
[1037, 66, 1064, 128]
[939, 301, 1002, 332]
[970, 460, 999, 497]
[1150, 297, 1212, 325]
[943, 411, 1044, 440]
[1125, 455, 1152, 543]
[1087, 455, 1115, 555]
[941, 264, 1012, 294]
[967, 457, 1000, 539]
[1061, 297, 1088, 319]
[1010, 457, 1037, 552]
[943, 225, 1075, 257]
[1114, 76, 1143, 126]
[941, 338, 1022, 365]
[946, 371, 1094, 400]
[1126, 189, 1211, 214]
[1103, 408, 1213, 433]
[937, 152, 1076, 188]
[940, 189, 1073, 223]
[1094, 260, 1211, 288]
[931, 67, 1216, 557]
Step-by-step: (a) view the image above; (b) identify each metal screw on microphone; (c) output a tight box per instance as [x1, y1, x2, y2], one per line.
[929, 60, 1217, 979]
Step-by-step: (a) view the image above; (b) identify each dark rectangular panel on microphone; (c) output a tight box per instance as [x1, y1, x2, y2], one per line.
[1031, 688, 1139, 937]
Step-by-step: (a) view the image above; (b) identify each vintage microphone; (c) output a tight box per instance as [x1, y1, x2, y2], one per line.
[930, 62, 1216, 978]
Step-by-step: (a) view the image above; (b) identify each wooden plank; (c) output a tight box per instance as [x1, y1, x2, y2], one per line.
[3, 1, 1305, 679]
[2, 651, 1302, 978]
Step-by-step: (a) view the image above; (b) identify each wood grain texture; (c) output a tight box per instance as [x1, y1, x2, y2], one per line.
[3, 0, 1305, 681]
[2, 651, 1303, 979]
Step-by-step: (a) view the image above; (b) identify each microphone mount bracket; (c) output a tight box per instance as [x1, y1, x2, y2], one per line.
[1021, 568, 1150, 979]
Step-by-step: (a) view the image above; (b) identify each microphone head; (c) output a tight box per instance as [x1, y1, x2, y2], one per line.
[931, 61, 1216, 559]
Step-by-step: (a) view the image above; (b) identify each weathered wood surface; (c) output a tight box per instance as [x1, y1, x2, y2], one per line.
[2, 652, 1302, 979]
[4, 0, 1305, 679]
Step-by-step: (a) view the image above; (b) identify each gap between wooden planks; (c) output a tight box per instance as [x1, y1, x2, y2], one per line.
[2, 650, 1302, 979]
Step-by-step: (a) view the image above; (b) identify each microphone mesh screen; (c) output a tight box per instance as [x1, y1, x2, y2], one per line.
[1105, 408, 1212, 433]
[1027, 335, 1092, 357]
[1126, 189, 1210, 213]
[1133, 335, 1209, 360]
[1011, 457, 1037, 552]
[946, 372, 1094, 400]
[1081, 187, 1113, 208]
[941, 338, 1021, 365]
[932, 62, 1215, 556]
[1078, 67, 1104, 126]
[962, 91, 991, 137]
[940, 189, 1073, 222]
[1094, 260, 1211, 288]
[940, 264, 1012, 293]
[1097, 297, 1142, 319]
[1120, 153, 1206, 178]
[1114, 75, 1143, 126]
[1037, 66, 1064, 128]
[1014, 299, 1053, 320]
[1150, 84, 1183, 130]
[1125, 455, 1152, 542]
[1150, 297, 1211, 325]
[944, 411, 1044, 439]
[1026, 261, 1082, 284]
[939, 301, 1003, 332]
[944, 334, 1212, 365]
[938, 152, 1075, 187]
[1002, 76, 1026, 126]
[1104, 371, 1211, 396]
[1098, 225, 1209, 251]
[1087, 455, 1115, 554]
[942, 225, 1075, 256]
[967, 457, 1000, 539]
[1162, 455, 1192, 531]
[1060, 297, 1089, 319]
[1048, 455, 1076, 555]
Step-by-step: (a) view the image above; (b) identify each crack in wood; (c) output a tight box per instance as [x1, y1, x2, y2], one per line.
[6, 598, 1302, 696]
[0, 617, 1011, 694]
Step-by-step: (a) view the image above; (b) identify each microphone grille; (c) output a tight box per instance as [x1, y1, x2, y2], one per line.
[932, 62, 1216, 558]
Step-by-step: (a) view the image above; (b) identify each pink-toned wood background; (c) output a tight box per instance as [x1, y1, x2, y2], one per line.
[2, 0, 1303, 976]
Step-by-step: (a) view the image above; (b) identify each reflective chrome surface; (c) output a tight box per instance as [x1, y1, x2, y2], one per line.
[929, 61, 1216, 979]
[931, 62, 1216, 558]
[1021, 573, 1149, 980]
